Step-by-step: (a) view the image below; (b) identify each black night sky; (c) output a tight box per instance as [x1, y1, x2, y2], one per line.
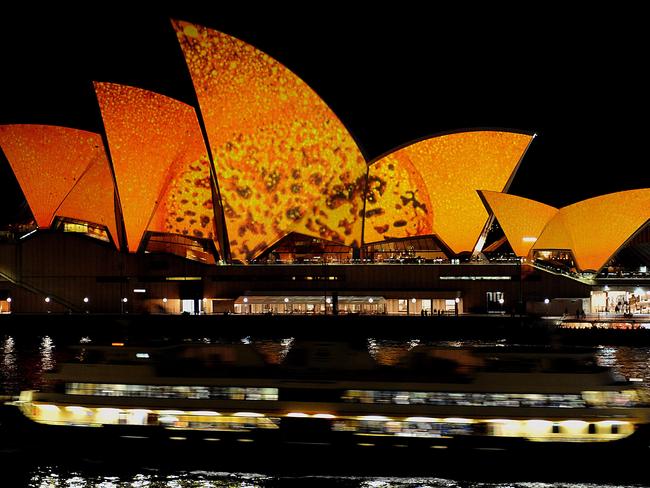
[1, 5, 648, 225]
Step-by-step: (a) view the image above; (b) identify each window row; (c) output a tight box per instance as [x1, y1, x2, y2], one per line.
[342, 389, 642, 408]
[66, 383, 278, 401]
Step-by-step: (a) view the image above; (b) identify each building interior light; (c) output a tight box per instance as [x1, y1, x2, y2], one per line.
[65, 406, 88, 414]
[406, 417, 438, 423]
[133, 289, 146, 293]
[19, 229, 38, 240]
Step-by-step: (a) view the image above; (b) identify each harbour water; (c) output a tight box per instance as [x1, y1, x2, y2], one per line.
[2, 333, 650, 487]
[21, 469, 650, 487]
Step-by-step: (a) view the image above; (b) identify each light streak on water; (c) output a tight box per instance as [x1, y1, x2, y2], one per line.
[23, 468, 647, 487]
[39, 335, 55, 373]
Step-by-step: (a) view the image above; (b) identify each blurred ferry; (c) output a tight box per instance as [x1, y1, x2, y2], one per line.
[10, 340, 650, 453]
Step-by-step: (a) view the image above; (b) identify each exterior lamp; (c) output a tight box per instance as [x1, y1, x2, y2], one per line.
[544, 298, 550, 304]
[122, 298, 128, 303]
[368, 298, 374, 303]
[243, 297, 249, 303]
[411, 298, 417, 304]
[454, 298, 460, 304]
[83, 297, 89, 303]
[162, 298, 168, 303]
[284, 298, 289, 303]
[6, 297, 11, 303]
[44, 297, 50, 303]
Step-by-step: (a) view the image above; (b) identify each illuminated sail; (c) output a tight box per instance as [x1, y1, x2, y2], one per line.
[173, 20, 366, 261]
[478, 190, 558, 257]
[95, 82, 217, 253]
[365, 131, 533, 253]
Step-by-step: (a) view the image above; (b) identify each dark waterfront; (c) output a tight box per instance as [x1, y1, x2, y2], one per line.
[2, 316, 650, 487]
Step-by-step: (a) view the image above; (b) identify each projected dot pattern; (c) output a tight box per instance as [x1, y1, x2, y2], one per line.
[0, 125, 118, 244]
[173, 20, 366, 262]
[366, 131, 533, 253]
[364, 154, 432, 240]
[0, 125, 109, 228]
[95, 82, 217, 252]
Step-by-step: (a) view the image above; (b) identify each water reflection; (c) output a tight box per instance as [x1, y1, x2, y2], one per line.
[28, 468, 273, 487]
[252, 338, 295, 365]
[24, 467, 648, 487]
[1, 335, 17, 393]
[39, 335, 55, 373]
[2, 336, 650, 396]
[595, 345, 650, 390]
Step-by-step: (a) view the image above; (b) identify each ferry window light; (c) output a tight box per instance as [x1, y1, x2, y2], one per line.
[65, 383, 278, 401]
[342, 390, 588, 408]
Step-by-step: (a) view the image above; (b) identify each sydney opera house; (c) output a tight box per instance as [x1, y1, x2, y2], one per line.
[0, 20, 649, 317]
